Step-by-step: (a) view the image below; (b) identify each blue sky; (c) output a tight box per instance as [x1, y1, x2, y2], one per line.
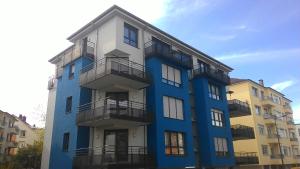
[0, 0, 299, 126]
[153, 0, 300, 122]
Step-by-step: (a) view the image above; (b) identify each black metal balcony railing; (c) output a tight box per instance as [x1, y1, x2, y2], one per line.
[191, 65, 230, 84]
[228, 99, 251, 118]
[76, 98, 151, 126]
[231, 125, 255, 141]
[235, 152, 259, 165]
[7, 141, 18, 147]
[80, 57, 150, 89]
[270, 154, 284, 159]
[73, 146, 155, 169]
[287, 119, 294, 125]
[290, 137, 298, 142]
[144, 40, 193, 69]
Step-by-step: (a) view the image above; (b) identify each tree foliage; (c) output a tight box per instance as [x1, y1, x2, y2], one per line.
[0, 129, 44, 169]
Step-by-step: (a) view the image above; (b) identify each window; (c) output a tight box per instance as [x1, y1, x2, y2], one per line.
[66, 96, 72, 113]
[69, 64, 75, 79]
[260, 91, 265, 99]
[164, 131, 185, 156]
[163, 96, 183, 120]
[278, 128, 287, 138]
[162, 64, 181, 87]
[262, 145, 268, 155]
[258, 124, 265, 135]
[208, 83, 221, 100]
[252, 87, 258, 97]
[62, 133, 70, 152]
[211, 109, 225, 127]
[20, 130, 26, 137]
[255, 105, 261, 115]
[214, 137, 228, 157]
[273, 95, 280, 104]
[281, 146, 290, 156]
[298, 129, 300, 137]
[124, 23, 138, 47]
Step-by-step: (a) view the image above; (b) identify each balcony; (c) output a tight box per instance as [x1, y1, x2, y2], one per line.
[228, 99, 251, 118]
[283, 104, 292, 111]
[231, 125, 255, 141]
[0, 121, 7, 127]
[8, 127, 19, 134]
[80, 57, 150, 90]
[263, 113, 276, 125]
[290, 137, 298, 142]
[144, 40, 193, 69]
[235, 152, 259, 165]
[76, 98, 151, 127]
[191, 66, 230, 84]
[73, 146, 155, 169]
[270, 154, 283, 159]
[294, 155, 300, 159]
[6, 141, 18, 148]
[262, 96, 276, 107]
[48, 76, 56, 90]
[55, 41, 95, 78]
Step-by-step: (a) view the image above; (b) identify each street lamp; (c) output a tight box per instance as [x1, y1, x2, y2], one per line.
[264, 112, 292, 169]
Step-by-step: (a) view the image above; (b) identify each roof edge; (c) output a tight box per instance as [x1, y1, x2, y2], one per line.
[65, 5, 233, 71]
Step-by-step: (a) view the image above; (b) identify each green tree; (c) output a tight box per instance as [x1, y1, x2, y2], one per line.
[0, 129, 44, 169]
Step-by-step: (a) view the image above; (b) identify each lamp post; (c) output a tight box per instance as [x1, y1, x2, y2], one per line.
[265, 112, 292, 169]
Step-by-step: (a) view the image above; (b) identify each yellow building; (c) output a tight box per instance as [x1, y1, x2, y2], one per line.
[227, 78, 299, 169]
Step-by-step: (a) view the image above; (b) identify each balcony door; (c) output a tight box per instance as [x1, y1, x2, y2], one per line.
[106, 92, 129, 116]
[104, 129, 128, 162]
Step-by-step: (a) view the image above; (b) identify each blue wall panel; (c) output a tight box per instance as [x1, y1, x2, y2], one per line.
[192, 77, 235, 168]
[49, 57, 91, 169]
[146, 57, 195, 169]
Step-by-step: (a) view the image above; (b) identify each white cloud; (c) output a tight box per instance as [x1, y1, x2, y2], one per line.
[216, 48, 300, 62]
[271, 80, 296, 92]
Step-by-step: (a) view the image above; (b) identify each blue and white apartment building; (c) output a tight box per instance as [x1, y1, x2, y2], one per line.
[42, 5, 235, 169]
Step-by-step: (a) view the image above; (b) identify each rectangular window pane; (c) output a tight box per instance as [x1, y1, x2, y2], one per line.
[63, 133, 70, 152]
[174, 68, 181, 84]
[169, 98, 176, 119]
[167, 66, 174, 85]
[178, 133, 183, 147]
[163, 96, 169, 117]
[214, 138, 219, 151]
[124, 23, 138, 47]
[162, 64, 168, 79]
[176, 99, 183, 120]
[66, 96, 72, 113]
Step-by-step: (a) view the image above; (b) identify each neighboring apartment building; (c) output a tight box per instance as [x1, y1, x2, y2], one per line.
[228, 78, 299, 169]
[0, 111, 42, 163]
[0, 110, 19, 162]
[295, 124, 300, 163]
[42, 5, 236, 169]
[15, 114, 41, 150]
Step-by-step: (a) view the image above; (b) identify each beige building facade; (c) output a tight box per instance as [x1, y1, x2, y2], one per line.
[228, 78, 299, 169]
